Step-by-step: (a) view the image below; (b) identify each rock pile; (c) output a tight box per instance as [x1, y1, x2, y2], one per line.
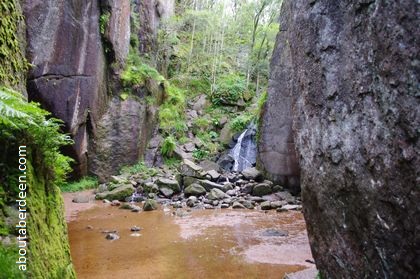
[95, 160, 301, 212]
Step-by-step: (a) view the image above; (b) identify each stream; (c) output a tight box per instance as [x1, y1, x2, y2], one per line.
[65, 192, 314, 279]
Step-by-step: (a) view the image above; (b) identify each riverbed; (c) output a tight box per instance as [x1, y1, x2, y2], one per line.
[65, 193, 314, 279]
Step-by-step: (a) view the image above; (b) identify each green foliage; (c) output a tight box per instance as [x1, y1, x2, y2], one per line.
[159, 84, 187, 138]
[0, 245, 25, 279]
[99, 11, 110, 35]
[230, 113, 254, 133]
[163, 157, 181, 168]
[60, 176, 98, 193]
[161, 136, 177, 157]
[212, 73, 247, 105]
[0, 0, 28, 87]
[120, 162, 158, 177]
[0, 87, 73, 186]
[121, 57, 165, 88]
[257, 91, 268, 113]
[193, 149, 210, 160]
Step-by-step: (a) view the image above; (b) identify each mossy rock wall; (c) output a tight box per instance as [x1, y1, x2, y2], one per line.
[26, 150, 76, 279]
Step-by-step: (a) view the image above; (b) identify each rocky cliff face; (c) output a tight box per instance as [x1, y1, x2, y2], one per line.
[262, 0, 419, 277]
[24, 0, 173, 180]
[134, 0, 175, 55]
[25, 0, 108, 177]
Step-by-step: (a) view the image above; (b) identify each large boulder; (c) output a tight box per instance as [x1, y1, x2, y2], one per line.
[207, 188, 228, 200]
[198, 180, 226, 192]
[96, 184, 134, 201]
[252, 183, 272, 197]
[266, 1, 419, 278]
[156, 177, 181, 193]
[242, 167, 263, 182]
[184, 184, 207, 197]
[179, 159, 204, 178]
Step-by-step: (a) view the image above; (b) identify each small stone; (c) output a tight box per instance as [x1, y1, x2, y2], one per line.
[111, 200, 121, 206]
[281, 204, 302, 211]
[156, 178, 181, 193]
[226, 189, 236, 196]
[143, 199, 158, 211]
[86, 225, 93, 230]
[207, 170, 221, 181]
[242, 184, 254, 194]
[204, 204, 214, 209]
[105, 233, 120, 240]
[72, 195, 90, 203]
[130, 205, 142, 212]
[103, 199, 111, 204]
[260, 201, 272, 210]
[223, 183, 234, 191]
[221, 203, 230, 209]
[159, 187, 174, 198]
[270, 201, 287, 209]
[242, 200, 254, 209]
[130, 226, 142, 232]
[232, 202, 246, 209]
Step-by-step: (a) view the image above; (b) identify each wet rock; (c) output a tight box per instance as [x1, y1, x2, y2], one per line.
[198, 180, 226, 192]
[159, 187, 174, 198]
[252, 183, 272, 197]
[207, 188, 228, 200]
[242, 200, 254, 209]
[206, 170, 221, 181]
[219, 124, 234, 146]
[143, 199, 158, 211]
[186, 196, 197, 207]
[221, 203, 230, 209]
[242, 184, 254, 194]
[111, 200, 121, 206]
[184, 184, 207, 197]
[105, 233, 120, 240]
[97, 184, 108, 193]
[72, 195, 91, 203]
[156, 178, 181, 193]
[281, 204, 302, 211]
[261, 229, 288, 237]
[131, 206, 142, 213]
[260, 201, 272, 210]
[103, 199, 111, 204]
[249, 196, 266, 203]
[180, 159, 204, 178]
[199, 160, 221, 172]
[217, 152, 234, 171]
[96, 185, 135, 201]
[226, 190, 236, 196]
[232, 202, 246, 209]
[183, 176, 200, 187]
[242, 167, 263, 182]
[204, 204, 214, 210]
[143, 182, 159, 193]
[172, 202, 183, 209]
[270, 201, 287, 209]
[272, 185, 284, 193]
[130, 226, 142, 232]
[223, 183, 234, 191]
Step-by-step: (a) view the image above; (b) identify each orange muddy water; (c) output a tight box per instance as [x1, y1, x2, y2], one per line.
[67, 202, 313, 279]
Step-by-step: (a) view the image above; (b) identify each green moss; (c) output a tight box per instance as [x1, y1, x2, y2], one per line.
[26, 152, 76, 278]
[0, 245, 25, 279]
[0, 0, 28, 88]
[99, 11, 110, 36]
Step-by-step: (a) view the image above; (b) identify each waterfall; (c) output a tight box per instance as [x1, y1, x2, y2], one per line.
[230, 123, 257, 172]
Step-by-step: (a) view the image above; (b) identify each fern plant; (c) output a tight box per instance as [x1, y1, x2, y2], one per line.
[0, 86, 73, 186]
[161, 136, 177, 157]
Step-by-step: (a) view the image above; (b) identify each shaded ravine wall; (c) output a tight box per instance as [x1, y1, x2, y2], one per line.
[259, 0, 419, 278]
[24, 0, 174, 181]
[0, 0, 76, 278]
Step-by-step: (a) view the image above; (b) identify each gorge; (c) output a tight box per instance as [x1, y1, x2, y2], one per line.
[0, 0, 418, 278]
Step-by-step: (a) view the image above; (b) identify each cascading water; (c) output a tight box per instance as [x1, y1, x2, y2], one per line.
[230, 123, 257, 172]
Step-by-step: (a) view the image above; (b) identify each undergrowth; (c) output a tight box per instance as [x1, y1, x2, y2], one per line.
[60, 176, 98, 193]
